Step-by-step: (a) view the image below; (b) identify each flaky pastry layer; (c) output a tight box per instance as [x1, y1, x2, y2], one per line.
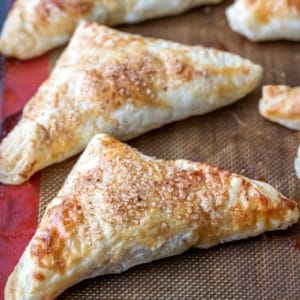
[0, 22, 263, 185]
[5, 134, 299, 300]
[259, 85, 300, 130]
[226, 0, 300, 41]
[258, 85, 300, 179]
[0, 0, 223, 59]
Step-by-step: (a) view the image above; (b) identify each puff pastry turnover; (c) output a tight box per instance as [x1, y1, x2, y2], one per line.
[0, 22, 263, 185]
[259, 85, 300, 179]
[5, 134, 299, 300]
[0, 0, 224, 59]
[226, 0, 300, 41]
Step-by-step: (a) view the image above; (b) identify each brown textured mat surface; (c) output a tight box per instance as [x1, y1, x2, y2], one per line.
[40, 1, 300, 299]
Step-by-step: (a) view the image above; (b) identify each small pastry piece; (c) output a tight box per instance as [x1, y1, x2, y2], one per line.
[0, 0, 224, 59]
[226, 0, 300, 41]
[259, 85, 300, 130]
[0, 22, 263, 185]
[259, 85, 300, 179]
[5, 134, 299, 300]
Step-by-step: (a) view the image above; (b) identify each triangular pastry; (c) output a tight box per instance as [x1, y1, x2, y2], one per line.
[0, 22, 263, 185]
[259, 85, 300, 179]
[226, 0, 300, 41]
[0, 0, 223, 59]
[5, 134, 299, 300]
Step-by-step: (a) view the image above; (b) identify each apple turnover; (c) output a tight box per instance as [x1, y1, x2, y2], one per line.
[5, 134, 299, 300]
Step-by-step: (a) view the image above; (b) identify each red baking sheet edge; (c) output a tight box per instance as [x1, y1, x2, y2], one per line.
[0, 55, 49, 300]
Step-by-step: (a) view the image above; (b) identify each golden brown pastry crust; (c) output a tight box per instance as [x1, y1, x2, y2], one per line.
[226, 0, 300, 41]
[259, 85, 300, 130]
[0, 22, 263, 185]
[246, 0, 300, 23]
[258, 85, 300, 179]
[0, 0, 223, 59]
[5, 134, 299, 300]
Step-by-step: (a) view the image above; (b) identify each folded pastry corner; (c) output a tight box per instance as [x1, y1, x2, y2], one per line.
[5, 134, 299, 300]
[0, 0, 224, 59]
[0, 22, 263, 185]
[259, 85, 300, 131]
[0, 119, 46, 185]
[226, 0, 300, 42]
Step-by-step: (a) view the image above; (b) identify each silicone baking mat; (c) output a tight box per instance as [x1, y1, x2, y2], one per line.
[1, 1, 300, 299]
